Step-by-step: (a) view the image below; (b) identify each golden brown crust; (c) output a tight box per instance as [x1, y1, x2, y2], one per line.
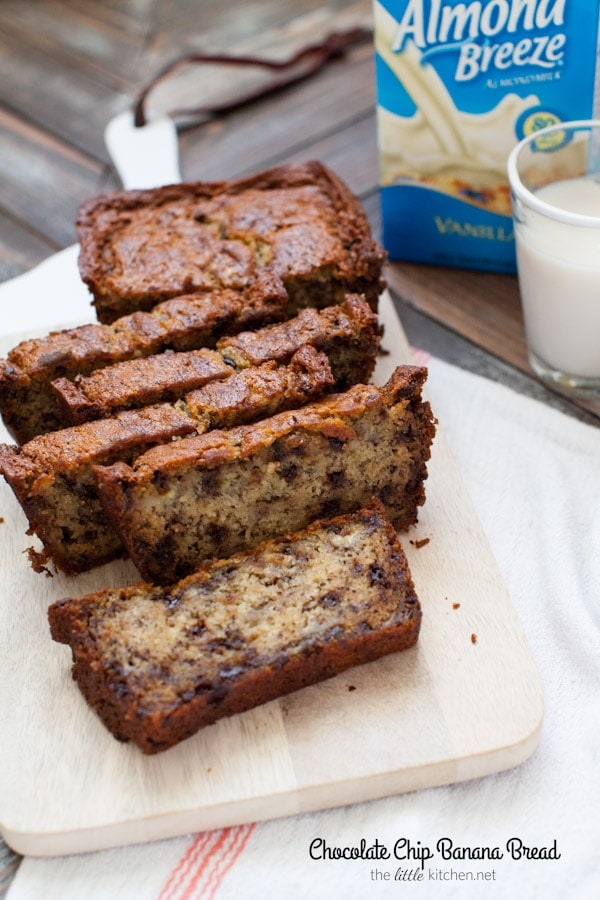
[0, 288, 377, 444]
[0, 406, 197, 483]
[0, 405, 198, 573]
[118, 366, 427, 474]
[48, 501, 421, 754]
[185, 346, 335, 429]
[52, 348, 232, 424]
[217, 292, 382, 386]
[51, 294, 380, 426]
[0, 350, 335, 574]
[95, 366, 436, 584]
[0, 282, 287, 444]
[1, 164, 384, 443]
[77, 161, 386, 323]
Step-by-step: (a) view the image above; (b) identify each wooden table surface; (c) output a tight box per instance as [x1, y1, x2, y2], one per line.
[0, 0, 596, 893]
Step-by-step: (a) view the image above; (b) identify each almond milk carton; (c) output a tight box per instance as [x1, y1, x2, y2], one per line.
[373, 0, 600, 272]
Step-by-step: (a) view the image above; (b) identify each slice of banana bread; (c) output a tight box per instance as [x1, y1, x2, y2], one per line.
[0, 348, 333, 574]
[96, 366, 436, 585]
[48, 501, 422, 754]
[0, 405, 197, 572]
[51, 294, 380, 425]
[77, 161, 386, 324]
[0, 277, 287, 443]
[184, 345, 334, 430]
[216, 293, 381, 388]
[1, 292, 378, 442]
[51, 348, 233, 425]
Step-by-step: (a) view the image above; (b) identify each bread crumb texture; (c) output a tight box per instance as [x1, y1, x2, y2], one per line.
[95, 366, 435, 584]
[49, 501, 421, 753]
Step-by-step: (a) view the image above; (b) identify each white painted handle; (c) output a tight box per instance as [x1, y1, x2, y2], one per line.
[104, 111, 182, 190]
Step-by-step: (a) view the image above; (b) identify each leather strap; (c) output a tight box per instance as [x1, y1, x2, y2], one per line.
[133, 27, 373, 127]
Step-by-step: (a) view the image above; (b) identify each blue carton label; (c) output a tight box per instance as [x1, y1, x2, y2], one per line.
[374, 0, 600, 272]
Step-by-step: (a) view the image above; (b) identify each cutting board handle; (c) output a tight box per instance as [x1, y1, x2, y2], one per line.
[104, 111, 182, 190]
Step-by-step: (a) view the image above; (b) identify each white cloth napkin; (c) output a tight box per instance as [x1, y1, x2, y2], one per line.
[6, 356, 600, 900]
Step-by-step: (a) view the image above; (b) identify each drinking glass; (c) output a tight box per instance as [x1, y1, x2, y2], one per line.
[507, 120, 600, 402]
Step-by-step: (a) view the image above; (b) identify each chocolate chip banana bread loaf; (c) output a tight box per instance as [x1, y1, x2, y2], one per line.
[0, 348, 334, 574]
[1, 292, 378, 442]
[52, 294, 380, 425]
[0, 278, 287, 443]
[77, 161, 386, 324]
[95, 366, 436, 585]
[48, 501, 422, 754]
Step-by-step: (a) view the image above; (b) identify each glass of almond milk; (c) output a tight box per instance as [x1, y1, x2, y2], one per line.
[508, 120, 600, 402]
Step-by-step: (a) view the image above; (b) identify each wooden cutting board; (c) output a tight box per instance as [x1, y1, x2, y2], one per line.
[0, 287, 543, 858]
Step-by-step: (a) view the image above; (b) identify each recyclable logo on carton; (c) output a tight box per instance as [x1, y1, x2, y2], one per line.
[516, 107, 572, 149]
[373, 0, 600, 272]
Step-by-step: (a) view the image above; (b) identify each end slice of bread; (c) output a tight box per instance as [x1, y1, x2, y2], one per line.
[49, 500, 421, 754]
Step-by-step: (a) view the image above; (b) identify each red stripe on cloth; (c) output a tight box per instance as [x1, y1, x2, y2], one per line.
[200, 823, 255, 900]
[158, 823, 255, 900]
[180, 824, 254, 900]
[177, 827, 232, 899]
[157, 830, 216, 900]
